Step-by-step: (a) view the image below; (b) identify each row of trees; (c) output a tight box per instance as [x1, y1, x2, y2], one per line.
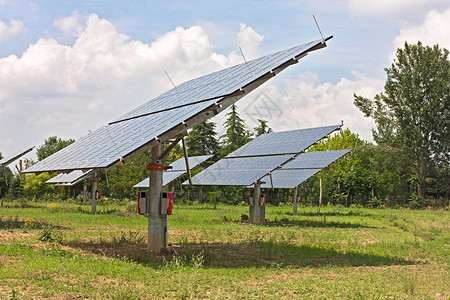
[1, 41, 448, 208]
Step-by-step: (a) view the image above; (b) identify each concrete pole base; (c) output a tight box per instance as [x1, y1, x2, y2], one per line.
[147, 144, 168, 253]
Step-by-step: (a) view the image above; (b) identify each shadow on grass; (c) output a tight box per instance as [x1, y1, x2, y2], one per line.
[0, 203, 42, 209]
[283, 209, 371, 217]
[65, 237, 413, 270]
[263, 219, 376, 229]
[0, 216, 65, 230]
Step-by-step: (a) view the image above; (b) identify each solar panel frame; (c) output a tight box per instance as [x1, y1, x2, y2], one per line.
[23, 36, 333, 174]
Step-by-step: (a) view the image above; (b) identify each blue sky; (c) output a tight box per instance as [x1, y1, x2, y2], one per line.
[1, 0, 449, 164]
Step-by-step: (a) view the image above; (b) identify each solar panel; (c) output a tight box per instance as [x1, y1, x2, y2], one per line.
[251, 149, 351, 189]
[185, 155, 293, 186]
[25, 100, 219, 173]
[133, 155, 212, 188]
[23, 36, 332, 174]
[0, 147, 34, 167]
[112, 36, 332, 123]
[168, 154, 212, 171]
[226, 125, 341, 158]
[282, 149, 351, 169]
[46, 170, 92, 186]
[257, 169, 321, 189]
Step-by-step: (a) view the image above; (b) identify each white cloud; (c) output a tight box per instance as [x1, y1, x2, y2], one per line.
[54, 11, 84, 37]
[0, 19, 23, 41]
[392, 8, 450, 56]
[236, 23, 264, 60]
[0, 13, 266, 151]
[277, 71, 383, 142]
[0, 11, 383, 156]
[220, 71, 384, 142]
[347, 0, 429, 16]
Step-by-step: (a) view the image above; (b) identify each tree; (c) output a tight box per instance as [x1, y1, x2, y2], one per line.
[220, 104, 252, 156]
[186, 121, 219, 156]
[107, 153, 148, 200]
[253, 119, 273, 136]
[354, 41, 450, 199]
[36, 136, 75, 161]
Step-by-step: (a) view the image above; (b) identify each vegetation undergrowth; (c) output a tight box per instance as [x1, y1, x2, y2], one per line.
[0, 200, 448, 299]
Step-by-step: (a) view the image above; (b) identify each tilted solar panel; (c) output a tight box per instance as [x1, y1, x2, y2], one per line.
[282, 149, 351, 169]
[46, 170, 92, 185]
[257, 169, 321, 189]
[112, 37, 331, 123]
[0, 147, 34, 167]
[133, 155, 212, 188]
[185, 155, 293, 186]
[24, 100, 219, 173]
[251, 149, 351, 189]
[226, 125, 341, 158]
[134, 171, 186, 188]
[168, 154, 212, 171]
[23, 36, 332, 174]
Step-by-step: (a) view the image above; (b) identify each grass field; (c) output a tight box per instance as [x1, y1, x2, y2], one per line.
[0, 201, 448, 299]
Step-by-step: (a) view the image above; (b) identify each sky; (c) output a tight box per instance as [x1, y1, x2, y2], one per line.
[0, 0, 449, 165]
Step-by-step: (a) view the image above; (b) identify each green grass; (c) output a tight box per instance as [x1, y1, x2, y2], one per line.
[0, 201, 448, 299]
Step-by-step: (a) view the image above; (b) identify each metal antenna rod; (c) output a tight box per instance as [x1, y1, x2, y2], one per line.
[239, 46, 247, 64]
[312, 15, 325, 43]
[164, 70, 177, 88]
[239, 46, 255, 75]
[105, 127, 124, 162]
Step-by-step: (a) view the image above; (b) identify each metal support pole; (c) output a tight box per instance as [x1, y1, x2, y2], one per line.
[181, 136, 192, 185]
[82, 183, 87, 205]
[198, 186, 203, 203]
[319, 178, 323, 207]
[251, 182, 262, 224]
[148, 144, 167, 253]
[293, 186, 298, 215]
[91, 178, 98, 213]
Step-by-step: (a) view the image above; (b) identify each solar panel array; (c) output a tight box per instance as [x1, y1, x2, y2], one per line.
[186, 125, 342, 186]
[23, 36, 332, 174]
[0, 147, 34, 168]
[46, 170, 92, 186]
[256, 149, 351, 189]
[134, 155, 212, 188]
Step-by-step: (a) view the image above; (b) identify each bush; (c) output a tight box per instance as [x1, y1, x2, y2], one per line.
[38, 226, 63, 244]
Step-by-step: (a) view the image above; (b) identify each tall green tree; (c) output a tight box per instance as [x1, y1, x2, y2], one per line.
[36, 136, 75, 161]
[354, 41, 450, 199]
[186, 121, 219, 156]
[220, 104, 252, 156]
[253, 119, 273, 136]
